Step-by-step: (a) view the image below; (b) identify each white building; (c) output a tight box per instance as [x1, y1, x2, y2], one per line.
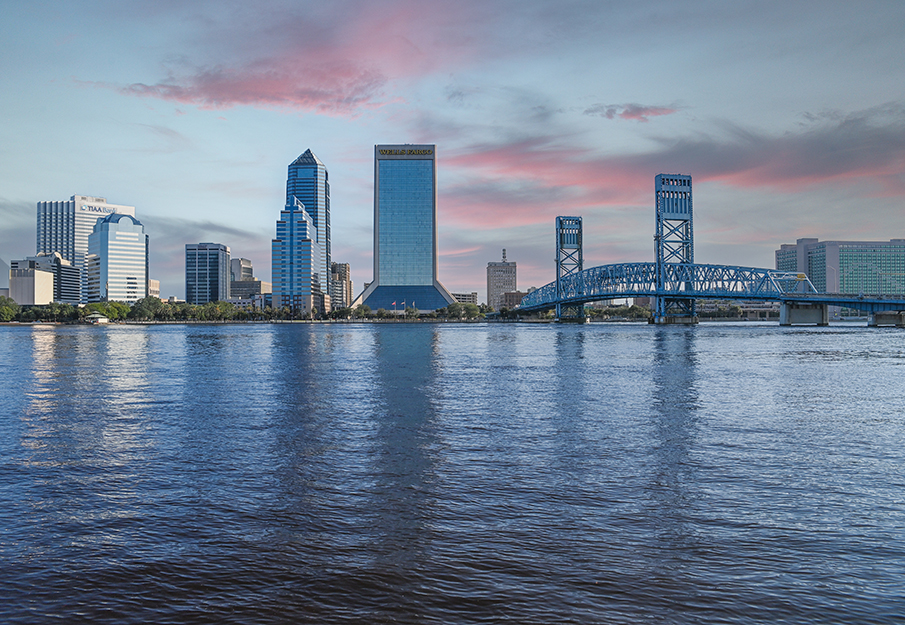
[86, 214, 149, 303]
[10, 265, 54, 305]
[10, 253, 81, 304]
[452, 292, 478, 305]
[37, 195, 136, 302]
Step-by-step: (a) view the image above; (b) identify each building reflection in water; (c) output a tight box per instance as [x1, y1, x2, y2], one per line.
[368, 326, 442, 569]
[647, 326, 702, 572]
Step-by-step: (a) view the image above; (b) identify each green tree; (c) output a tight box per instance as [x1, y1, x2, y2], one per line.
[463, 303, 481, 319]
[0, 296, 20, 322]
[353, 304, 371, 318]
[446, 302, 463, 319]
[330, 307, 352, 320]
[404, 306, 419, 319]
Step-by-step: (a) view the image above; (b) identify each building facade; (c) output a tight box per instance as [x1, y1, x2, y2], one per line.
[37, 195, 136, 303]
[272, 199, 323, 315]
[452, 292, 478, 305]
[358, 144, 455, 311]
[186, 243, 231, 304]
[286, 149, 330, 311]
[229, 279, 271, 299]
[230, 258, 253, 282]
[10, 253, 80, 304]
[330, 262, 353, 309]
[501, 290, 528, 309]
[776, 238, 905, 294]
[487, 248, 517, 311]
[85, 214, 148, 303]
[10, 265, 54, 305]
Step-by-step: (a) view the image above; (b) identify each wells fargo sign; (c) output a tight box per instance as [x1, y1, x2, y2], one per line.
[378, 148, 433, 156]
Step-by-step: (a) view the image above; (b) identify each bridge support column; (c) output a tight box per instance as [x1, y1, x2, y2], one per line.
[868, 311, 905, 327]
[649, 302, 699, 325]
[780, 302, 828, 326]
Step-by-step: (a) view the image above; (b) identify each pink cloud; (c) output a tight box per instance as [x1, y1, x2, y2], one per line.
[584, 103, 679, 122]
[119, 1, 487, 115]
[124, 62, 387, 115]
[437, 108, 905, 236]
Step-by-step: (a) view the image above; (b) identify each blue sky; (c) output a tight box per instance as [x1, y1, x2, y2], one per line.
[2, 0, 904, 302]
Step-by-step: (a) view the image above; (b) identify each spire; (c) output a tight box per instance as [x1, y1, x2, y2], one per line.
[290, 148, 324, 167]
[502, 248, 507, 262]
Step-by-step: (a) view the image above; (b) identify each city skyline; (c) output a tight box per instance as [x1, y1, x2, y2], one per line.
[2, 1, 904, 303]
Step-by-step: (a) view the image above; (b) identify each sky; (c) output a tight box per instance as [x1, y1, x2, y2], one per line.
[2, 0, 904, 303]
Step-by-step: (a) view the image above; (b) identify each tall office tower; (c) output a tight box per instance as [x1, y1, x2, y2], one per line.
[85, 214, 149, 303]
[486, 248, 517, 311]
[329, 262, 353, 309]
[358, 144, 455, 311]
[272, 199, 324, 315]
[36, 195, 136, 302]
[10, 253, 80, 304]
[185, 243, 231, 304]
[230, 257, 253, 282]
[286, 149, 330, 311]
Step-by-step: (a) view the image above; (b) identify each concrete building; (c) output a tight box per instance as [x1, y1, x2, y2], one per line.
[272, 199, 323, 315]
[186, 243, 231, 304]
[286, 149, 330, 312]
[10, 253, 80, 304]
[36, 195, 136, 302]
[230, 258, 253, 282]
[10, 265, 54, 305]
[85, 214, 149, 303]
[452, 292, 478, 305]
[149, 279, 160, 299]
[330, 262, 353, 309]
[501, 290, 528, 309]
[358, 144, 455, 311]
[230, 279, 271, 300]
[487, 249, 517, 312]
[0, 257, 9, 294]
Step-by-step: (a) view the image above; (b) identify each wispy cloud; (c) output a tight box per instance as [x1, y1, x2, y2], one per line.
[116, 1, 489, 115]
[584, 102, 679, 122]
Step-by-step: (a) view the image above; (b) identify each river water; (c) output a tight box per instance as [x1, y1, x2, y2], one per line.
[1, 321, 904, 624]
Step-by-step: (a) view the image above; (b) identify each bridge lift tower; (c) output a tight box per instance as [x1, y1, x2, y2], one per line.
[654, 173, 697, 324]
[555, 216, 584, 320]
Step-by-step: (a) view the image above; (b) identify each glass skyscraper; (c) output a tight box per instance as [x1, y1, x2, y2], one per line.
[286, 149, 330, 310]
[85, 213, 148, 303]
[272, 199, 323, 315]
[359, 144, 455, 311]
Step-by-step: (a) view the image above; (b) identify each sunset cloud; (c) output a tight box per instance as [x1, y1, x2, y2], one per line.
[584, 103, 679, 122]
[124, 63, 388, 115]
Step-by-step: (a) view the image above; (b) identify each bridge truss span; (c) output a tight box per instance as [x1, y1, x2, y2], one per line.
[519, 262, 819, 312]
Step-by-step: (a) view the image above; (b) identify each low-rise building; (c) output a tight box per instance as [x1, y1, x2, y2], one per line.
[452, 292, 478, 305]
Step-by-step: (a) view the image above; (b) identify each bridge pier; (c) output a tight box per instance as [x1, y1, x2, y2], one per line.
[868, 311, 905, 327]
[780, 302, 828, 326]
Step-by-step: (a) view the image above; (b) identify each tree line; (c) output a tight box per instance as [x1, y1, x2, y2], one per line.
[0, 296, 492, 323]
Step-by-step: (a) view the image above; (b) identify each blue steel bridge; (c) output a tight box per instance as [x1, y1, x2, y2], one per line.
[518, 174, 905, 325]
